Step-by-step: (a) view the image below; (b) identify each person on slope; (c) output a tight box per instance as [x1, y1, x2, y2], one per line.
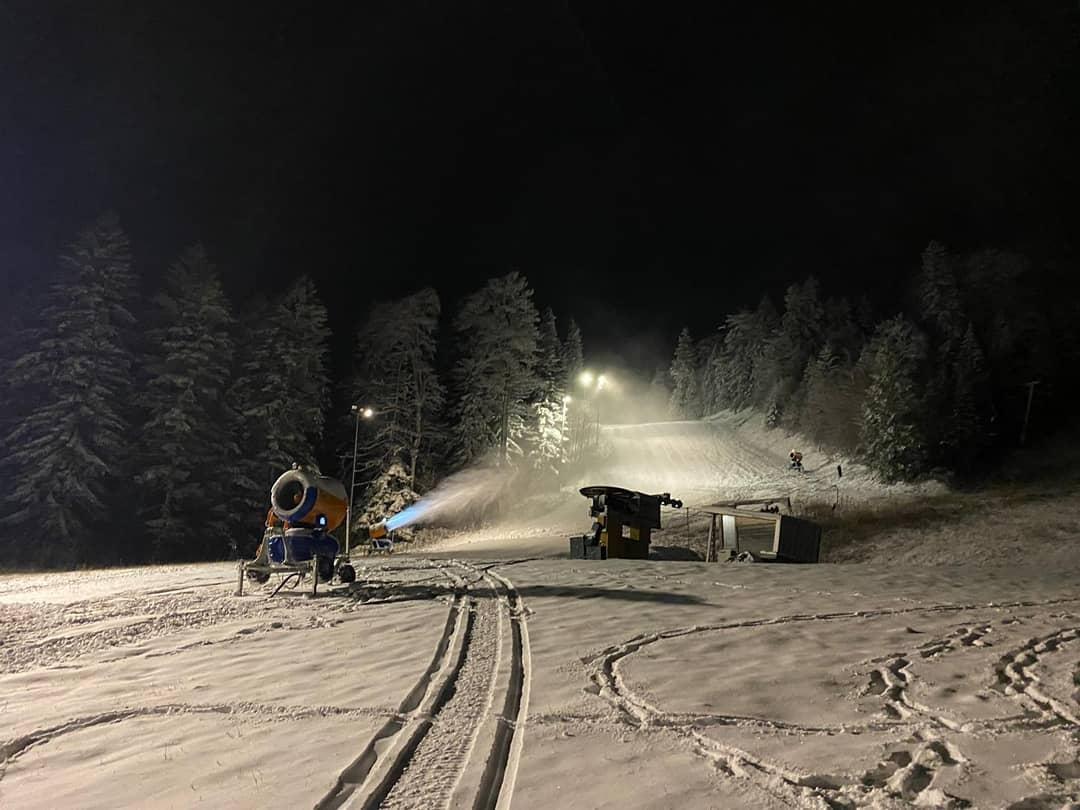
[789, 450, 804, 472]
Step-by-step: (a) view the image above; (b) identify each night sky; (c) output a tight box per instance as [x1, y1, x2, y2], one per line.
[2, 2, 1078, 374]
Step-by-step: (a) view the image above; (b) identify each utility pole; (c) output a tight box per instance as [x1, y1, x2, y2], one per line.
[1019, 380, 1040, 446]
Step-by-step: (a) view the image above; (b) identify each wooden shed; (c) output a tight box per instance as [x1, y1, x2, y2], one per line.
[698, 498, 821, 563]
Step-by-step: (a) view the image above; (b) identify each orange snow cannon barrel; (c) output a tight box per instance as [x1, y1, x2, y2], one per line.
[369, 520, 389, 540]
[270, 468, 348, 532]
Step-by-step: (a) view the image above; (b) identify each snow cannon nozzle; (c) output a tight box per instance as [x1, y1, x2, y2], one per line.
[369, 520, 389, 540]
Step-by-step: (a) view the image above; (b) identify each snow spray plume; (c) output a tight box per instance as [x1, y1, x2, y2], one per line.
[383, 463, 522, 531]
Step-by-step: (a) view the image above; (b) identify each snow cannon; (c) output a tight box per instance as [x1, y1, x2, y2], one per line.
[239, 467, 351, 596]
[270, 468, 347, 531]
[364, 519, 394, 554]
[569, 486, 683, 560]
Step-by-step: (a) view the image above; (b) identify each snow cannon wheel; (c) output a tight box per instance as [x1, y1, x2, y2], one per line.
[337, 563, 356, 584]
[246, 569, 270, 584]
[315, 556, 334, 583]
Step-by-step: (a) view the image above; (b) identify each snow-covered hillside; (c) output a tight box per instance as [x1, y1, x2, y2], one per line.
[431, 410, 942, 554]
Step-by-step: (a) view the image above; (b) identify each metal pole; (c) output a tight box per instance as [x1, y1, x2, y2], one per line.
[346, 407, 361, 556]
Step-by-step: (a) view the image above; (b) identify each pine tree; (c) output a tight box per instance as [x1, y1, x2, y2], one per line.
[531, 308, 568, 475]
[357, 461, 418, 529]
[758, 278, 825, 423]
[699, 333, 724, 414]
[452, 272, 541, 468]
[669, 327, 703, 418]
[136, 245, 244, 561]
[350, 287, 445, 496]
[731, 296, 779, 410]
[798, 344, 864, 453]
[918, 241, 966, 351]
[860, 316, 930, 481]
[916, 241, 994, 469]
[229, 277, 331, 547]
[0, 285, 42, 565]
[1, 213, 139, 565]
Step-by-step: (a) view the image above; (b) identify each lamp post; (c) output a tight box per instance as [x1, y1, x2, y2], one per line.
[345, 404, 374, 556]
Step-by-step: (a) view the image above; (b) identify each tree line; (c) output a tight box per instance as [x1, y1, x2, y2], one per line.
[665, 242, 1079, 481]
[0, 214, 589, 567]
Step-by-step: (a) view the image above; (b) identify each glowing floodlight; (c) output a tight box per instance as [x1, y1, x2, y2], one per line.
[578, 370, 594, 387]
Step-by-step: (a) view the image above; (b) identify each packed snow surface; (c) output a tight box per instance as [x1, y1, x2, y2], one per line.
[2, 558, 1079, 809]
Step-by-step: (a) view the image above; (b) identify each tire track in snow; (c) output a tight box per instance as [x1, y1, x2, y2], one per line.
[471, 567, 531, 810]
[374, 565, 499, 810]
[315, 563, 469, 810]
[992, 627, 1080, 726]
[317, 560, 530, 810]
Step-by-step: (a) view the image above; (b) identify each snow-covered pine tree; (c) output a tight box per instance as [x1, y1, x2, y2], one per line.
[959, 249, 1045, 387]
[798, 344, 838, 438]
[1, 213, 139, 565]
[350, 287, 445, 495]
[272, 276, 332, 464]
[668, 327, 703, 418]
[859, 316, 930, 481]
[452, 271, 541, 468]
[916, 241, 993, 469]
[234, 276, 330, 471]
[356, 461, 418, 530]
[759, 278, 826, 424]
[531, 307, 568, 476]
[698, 333, 722, 415]
[918, 241, 966, 352]
[0, 284, 43, 565]
[227, 298, 280, 538]
[724, 296, 778, 411]
[136, 245, 245, 561]
[228, 277, 331, 549]
[823, 296, 866, 364]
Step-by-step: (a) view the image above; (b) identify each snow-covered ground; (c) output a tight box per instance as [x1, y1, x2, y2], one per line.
[2, 558, 1079, 809]
[2, 415, 1078, 809]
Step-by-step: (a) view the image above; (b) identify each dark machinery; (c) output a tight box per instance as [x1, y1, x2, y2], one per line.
[569, 486, 683, 560]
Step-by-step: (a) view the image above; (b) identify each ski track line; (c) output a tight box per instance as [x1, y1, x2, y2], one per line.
[586, 598, 1080, 809]
[473, 567, 531, 810]
[318, 559, 530, 810]
[316, 562, 469, 810]
[374, 562, 499, 810]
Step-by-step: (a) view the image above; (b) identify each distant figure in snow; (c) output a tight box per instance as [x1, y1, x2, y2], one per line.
[789, 450, 803, 472]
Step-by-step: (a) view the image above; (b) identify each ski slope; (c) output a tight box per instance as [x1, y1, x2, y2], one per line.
[432, 410, 941, 553]
[581, 410, 936, 505]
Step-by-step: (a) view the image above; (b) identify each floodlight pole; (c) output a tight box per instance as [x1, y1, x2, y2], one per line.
[346, 405, 362, 556]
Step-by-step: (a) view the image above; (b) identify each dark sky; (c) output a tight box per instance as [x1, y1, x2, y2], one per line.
[2, 1, 1078, 374]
